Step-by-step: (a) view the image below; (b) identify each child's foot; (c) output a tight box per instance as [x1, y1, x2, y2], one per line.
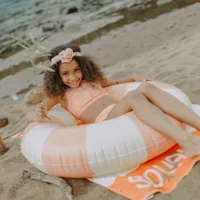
[181, 135, 200, 158]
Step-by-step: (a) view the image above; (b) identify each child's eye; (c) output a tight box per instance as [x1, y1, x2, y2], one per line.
[62, 72, 68, 76]
[75, 68, 80, 72]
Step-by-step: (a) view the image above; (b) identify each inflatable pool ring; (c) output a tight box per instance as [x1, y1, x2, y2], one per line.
[21, 81, 192, 178]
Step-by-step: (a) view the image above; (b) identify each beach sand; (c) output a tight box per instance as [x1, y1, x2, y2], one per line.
[0, 3, 200, 200]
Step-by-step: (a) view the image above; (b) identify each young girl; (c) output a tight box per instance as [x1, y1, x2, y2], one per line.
[34, 43, 200, 158]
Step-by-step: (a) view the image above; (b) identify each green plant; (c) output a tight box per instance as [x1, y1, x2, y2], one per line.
[16, 32, 54, 83]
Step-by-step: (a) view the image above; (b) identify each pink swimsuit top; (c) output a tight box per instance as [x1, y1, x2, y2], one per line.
[66, 81, 109, 118]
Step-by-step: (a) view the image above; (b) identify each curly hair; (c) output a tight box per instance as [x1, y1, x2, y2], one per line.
[44, 44, 105, 98]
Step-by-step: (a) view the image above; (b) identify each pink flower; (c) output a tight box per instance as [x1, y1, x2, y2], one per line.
[59, 48, 74, 63]
[51, 48, 81, 65]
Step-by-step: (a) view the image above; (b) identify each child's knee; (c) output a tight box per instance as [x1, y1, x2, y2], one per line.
[137, 82, 154, 94]
[127, 90, 143, 102]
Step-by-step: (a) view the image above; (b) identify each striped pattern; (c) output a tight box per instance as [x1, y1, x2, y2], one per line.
[20, 82, 192, 178]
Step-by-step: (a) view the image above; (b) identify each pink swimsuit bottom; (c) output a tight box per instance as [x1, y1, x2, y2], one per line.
[94, 104, 115, 122]
[66, 81, 116, 123]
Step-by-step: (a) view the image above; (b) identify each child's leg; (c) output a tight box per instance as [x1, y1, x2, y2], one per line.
[106, 90, 200, 158]
[137, 82, 200, 130]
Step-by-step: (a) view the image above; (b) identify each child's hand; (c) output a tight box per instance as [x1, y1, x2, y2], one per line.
[25, 103, 48, 122]
[35, 102, 48, 120]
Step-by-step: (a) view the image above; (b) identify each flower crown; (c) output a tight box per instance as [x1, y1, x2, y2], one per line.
[50, 48, 81, 65]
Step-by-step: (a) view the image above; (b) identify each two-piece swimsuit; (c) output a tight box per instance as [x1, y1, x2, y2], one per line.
[66, 81, 115, 123]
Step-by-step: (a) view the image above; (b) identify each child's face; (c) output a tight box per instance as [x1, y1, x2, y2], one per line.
[59, 59, 83, 88]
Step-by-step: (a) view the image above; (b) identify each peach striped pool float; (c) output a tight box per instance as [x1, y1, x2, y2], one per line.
[21, 81, 192, 178]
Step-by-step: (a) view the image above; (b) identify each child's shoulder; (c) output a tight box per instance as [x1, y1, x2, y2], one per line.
[81, 80, 102, 88]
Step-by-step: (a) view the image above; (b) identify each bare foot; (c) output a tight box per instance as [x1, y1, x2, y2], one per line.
[181, 135, 200, 158]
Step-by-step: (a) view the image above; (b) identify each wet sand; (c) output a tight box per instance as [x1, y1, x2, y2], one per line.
[0, 3, 200, 200]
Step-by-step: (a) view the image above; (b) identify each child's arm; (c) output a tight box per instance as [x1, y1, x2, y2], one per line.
[37, 96, 61, 121]
[100, 76, 153, 88]
[25, 97, 56, 122]
[104, 78, 135, 87]
[42, 97, 58, 111]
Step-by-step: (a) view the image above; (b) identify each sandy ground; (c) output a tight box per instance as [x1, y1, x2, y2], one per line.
[0, 3, 200, 200]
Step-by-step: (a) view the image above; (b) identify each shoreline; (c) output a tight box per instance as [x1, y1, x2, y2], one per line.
[1, 0, 200, 77]
[0, 3, 200, 200]
[1, 3, 200, 100]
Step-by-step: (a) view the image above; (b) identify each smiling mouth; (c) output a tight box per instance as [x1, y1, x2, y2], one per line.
[70, 80, 79, 85]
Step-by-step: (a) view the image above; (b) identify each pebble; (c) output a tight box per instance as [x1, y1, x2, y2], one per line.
[0, 115, 8, 128]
